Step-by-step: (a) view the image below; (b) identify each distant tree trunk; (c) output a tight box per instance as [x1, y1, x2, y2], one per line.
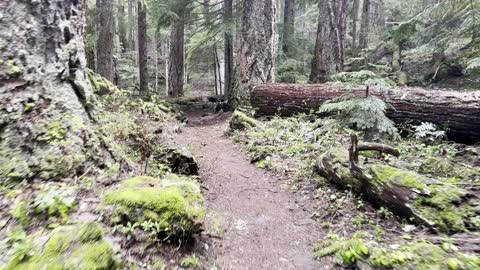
[0, 0, 109, 183]
[351, 0, 361, 54]
[153, 31, 159, 93]
[168, 20, 185, 97]
[282, 0, 296, 57]
[138, 0, 148, 93]
[359, 0, 371, 50]
[234, 0, 275, 108]
[310, 0, 348, 83]
[224, 0, 234, 101]
[127, 0, 134, 51]
[96, 0, 114, 81]
[118, 2, 128, 52]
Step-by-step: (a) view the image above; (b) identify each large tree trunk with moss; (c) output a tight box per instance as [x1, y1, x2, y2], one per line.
[310, 0, 348, 83]
[138, 0, 148, 93]
[251, 83, 480, 142]
[0, 0, 108, 183]
[282, 0, 295, 58]
[96, 0, 115, 81]
[234, 0, 275, 108]
[168, 20, 185, 97]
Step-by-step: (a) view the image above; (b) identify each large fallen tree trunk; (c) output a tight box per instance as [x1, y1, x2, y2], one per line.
[251, 84, 480, 142]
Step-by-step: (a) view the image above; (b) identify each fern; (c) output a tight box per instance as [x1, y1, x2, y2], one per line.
[466, 57, 480, 72]
[319, 96, 398, 139]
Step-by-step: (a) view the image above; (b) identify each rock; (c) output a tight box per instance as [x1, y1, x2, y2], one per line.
[104, 174, 206, 237]
[228, 111, 257, 132]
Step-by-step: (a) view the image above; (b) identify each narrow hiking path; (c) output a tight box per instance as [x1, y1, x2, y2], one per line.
[173, 112, 327, 270]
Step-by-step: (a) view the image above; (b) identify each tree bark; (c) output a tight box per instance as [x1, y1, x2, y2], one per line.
[310, 0, 348, 83]
[224, 0, 234, 102]
[251, 83, 480, 142]
[168, 20, 185, 97]
[351, 0, 361, 54]
[0, 0, 108, 183]
[96, 0, 115, 81]
[117, 2, 128, 53]
[128, 0, 134, 50]
[234, 0, 275, 108]
[359, 0, 371, 50]
[138, 0, 148, 93]
[282, 0, 295, 58]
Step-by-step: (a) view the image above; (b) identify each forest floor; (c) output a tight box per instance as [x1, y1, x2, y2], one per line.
[173, 111, 329, 269]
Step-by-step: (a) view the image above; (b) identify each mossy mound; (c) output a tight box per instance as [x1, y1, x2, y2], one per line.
[372, 165, 474, 233]
[315, 234, 480, 270]
[87, 69, 119, 96]
[228, 111, 257, 132]
[104, 175, 205, 237]
[5, 223, 116, 270]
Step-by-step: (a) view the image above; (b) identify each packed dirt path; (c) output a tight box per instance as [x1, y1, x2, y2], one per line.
[173, 112, 324, 270]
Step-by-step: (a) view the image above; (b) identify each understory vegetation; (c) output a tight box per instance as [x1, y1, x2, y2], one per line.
[227, 109, 480, 269]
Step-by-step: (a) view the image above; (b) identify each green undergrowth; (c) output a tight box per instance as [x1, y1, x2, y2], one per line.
[103, 174, 206, 239]
[4, 223, 117, 270]
[330, 70, 397, 88]
[314, 232, 479, 270]
[228, 114, 479, 234]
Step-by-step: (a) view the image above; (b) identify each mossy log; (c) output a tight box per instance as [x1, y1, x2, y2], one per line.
[316, 135, 476, 234]
[251, 84, 480, 142]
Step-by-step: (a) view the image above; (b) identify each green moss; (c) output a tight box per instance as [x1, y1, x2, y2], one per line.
[87, 69, 119, 95]
[151, 260, 167, 270]
[418, 157, 478, 180]
[372, 165, 427, 191]
[46, 121, 67, 143]
[228, 111, 257, 132]
[77, 223, 104, 243]
[104, 175, 205, 237]
[11, 201, 30, 227]
[181, 255, 200, 268]
[23, 103, 35, 113]
[5, 223, 116, 270]
[413, 185, 468, 233]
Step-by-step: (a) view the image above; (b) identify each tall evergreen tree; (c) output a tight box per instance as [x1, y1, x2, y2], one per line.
[234, 0, 275, 107]
[282, 0, 296, 57]
[310, 0, 348, 83]
[96, 0, 115, 81]
[138, 0, 149, 93]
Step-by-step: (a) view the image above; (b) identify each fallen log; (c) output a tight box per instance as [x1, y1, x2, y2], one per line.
[251, 84, 480, 142]
[316, 135, 475, 234]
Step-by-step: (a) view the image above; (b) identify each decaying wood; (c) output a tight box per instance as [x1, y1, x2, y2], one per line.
[317, 135, 437, 231]
[251, 83, 480, 142]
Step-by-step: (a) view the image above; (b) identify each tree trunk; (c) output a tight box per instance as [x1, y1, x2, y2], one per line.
[138, 0, 148, 93]
[224, 0, 234, 102]
[235, 0, 275, 108]
[310, 0, 348, 83]
[359, 0, 371, 50]
[118, 2, 128, 53]
[351, 0, 361, 54]
[251, 83, 480, 142]
[0, 0, 108, 183]
[96, 0, 115, 81]
[282, 0, 295, 58]
[128, 0, 134, 50]
[168, 20, 185, 97]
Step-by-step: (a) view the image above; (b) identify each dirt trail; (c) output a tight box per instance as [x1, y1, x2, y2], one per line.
[173, 112, 324, 270]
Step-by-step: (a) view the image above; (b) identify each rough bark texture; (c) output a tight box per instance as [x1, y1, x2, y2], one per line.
[224, 0, 234, 101]
[359, 0, 371, 50]
[251, 84, 480, 142]
[137, 0, 148, 93]
[96, 0, 114, 81]
[282, 0, 295, 57]
[168, 20, 185, 97]
[351, 0, 361, 54]
[128, 0, 134, 50]
[0, 0, 106, 183]
[235, 0, 275, 108]
[310, 0, 348, 83]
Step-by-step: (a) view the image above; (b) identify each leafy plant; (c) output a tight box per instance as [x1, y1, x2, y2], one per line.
[413, 122, 446, 143]
[32, 184, 75, 222]
[181, 254, 201, 268]
[319, 95, 398, 139]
